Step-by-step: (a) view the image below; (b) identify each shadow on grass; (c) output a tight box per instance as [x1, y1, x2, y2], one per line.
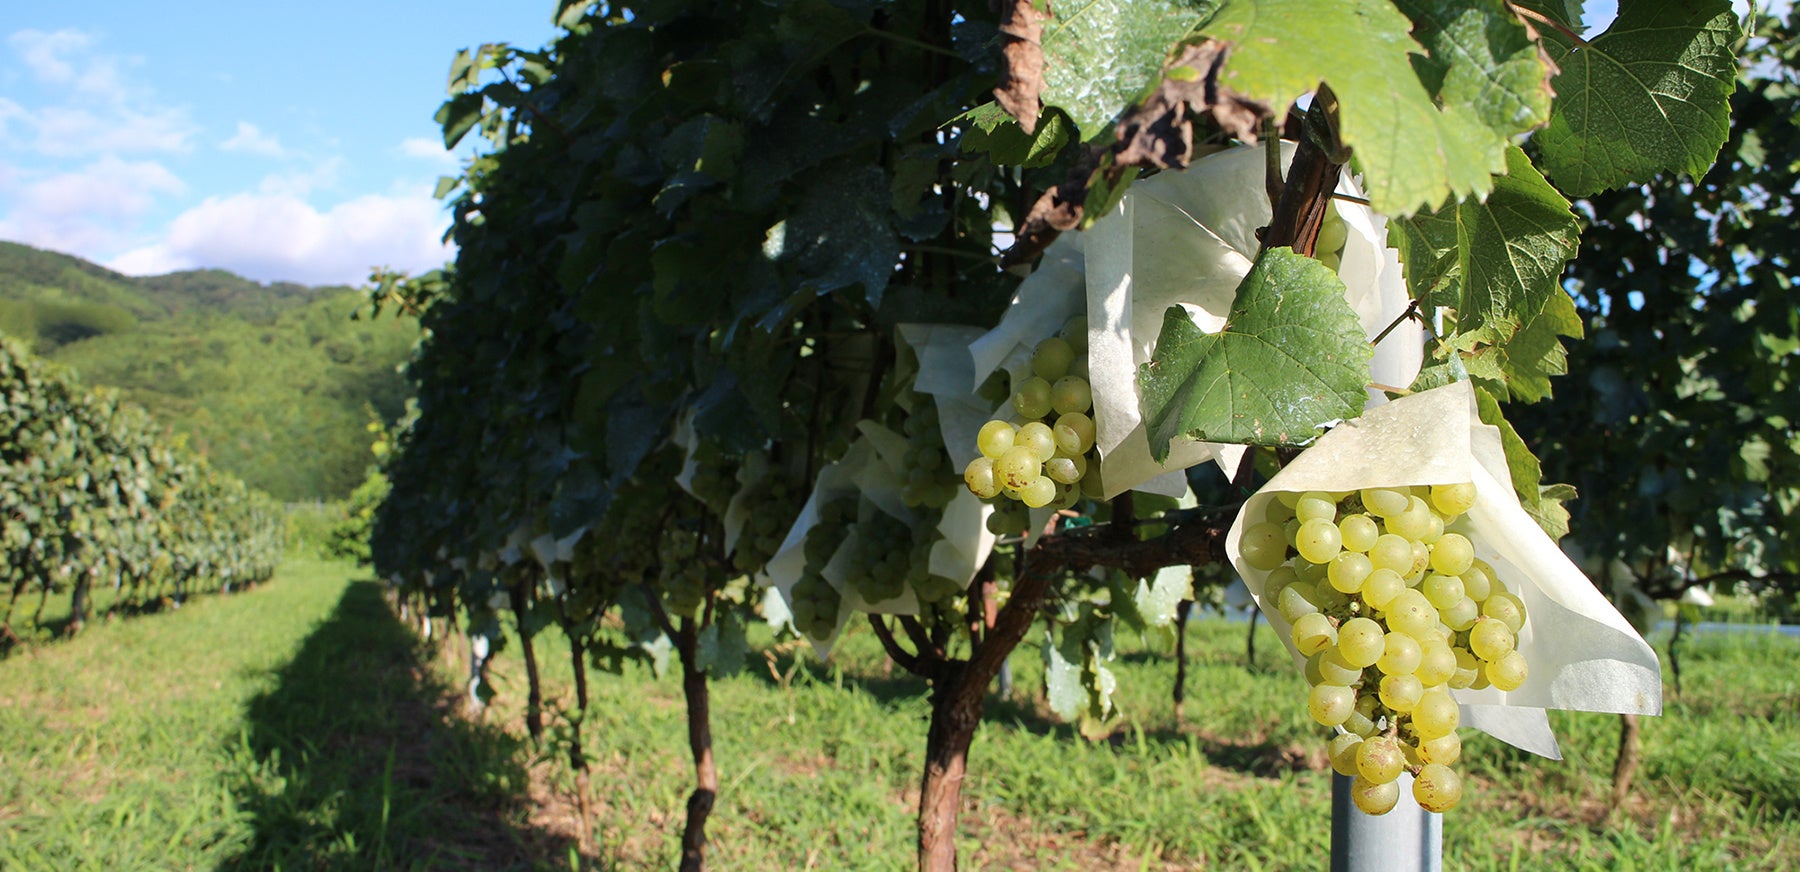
[217, 579, 580, 871]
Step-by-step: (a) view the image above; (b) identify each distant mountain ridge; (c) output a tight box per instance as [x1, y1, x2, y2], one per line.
[0, 240, 418, 501]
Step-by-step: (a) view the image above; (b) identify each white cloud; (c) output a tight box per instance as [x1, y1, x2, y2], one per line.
[109, 188, 453, 286]
[0, 156, 185, 255]
[398, 136, 460, 170]
[9, 29, 124, 95]
[220, 121, 285, 157]
[256, 156, 345, 199]
[2, 28, 194, 157]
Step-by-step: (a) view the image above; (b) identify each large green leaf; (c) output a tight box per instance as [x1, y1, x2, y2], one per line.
[1200, 0, 1509, 215]
[1040, 0, 1222, 141]
[1393, 0, 1555, 141]
[1534, 0, 1740, 195]
[1137, 247, 1372, 460]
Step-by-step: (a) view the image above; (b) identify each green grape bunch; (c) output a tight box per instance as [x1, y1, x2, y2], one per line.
[1239, 483, 1530, 815]
[788, 496, 856, 640]
[963, 315, 1103, 526]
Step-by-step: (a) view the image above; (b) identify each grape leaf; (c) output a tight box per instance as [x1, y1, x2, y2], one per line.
[1534, 0, 1740, 196]
[1042, 626, 1086, 721]
[1200, 0, 1509, 215]
[1473, 383, 1571, 539]
[696, 613, 749, 679]
[1039, 0, 1222, 141]
[1137, 247, 1372, 461]
[953, 102, 1073, 168]
[1392, 0, 1555, 140]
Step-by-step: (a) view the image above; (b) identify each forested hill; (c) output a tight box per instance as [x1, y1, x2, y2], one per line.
[0, 240, 420, 501]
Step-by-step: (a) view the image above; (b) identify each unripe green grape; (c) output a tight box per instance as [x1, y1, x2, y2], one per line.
[1317, 648, 1363, 685]
[1440, 596, 1480, 631]
[1351, 775, 1400, 816]
[1328, 552, 1374, 594]
[1430, 482, 1478, 517]
[986, 503, 1024, 535]
[1014, 421, 1055, 462]
[976, 420, 1016, 458]
[1429, 532, 1475, 576]
[1316, 209, 1350, 254]
[1053, 412, 1096, 455]
[1264, 565, 1300, 599]
[1379, 672, 1424, 712]
[1343, 707, 1378, 738]
[1413, 763, 1463, 813]
[1388, 497, 1435, 540]
[1415, 640, 1457, 686]
[1420, 512, 1445, 544]
[1360, 487, 1409, 518]
[1295, 519, 1343, 564]
[1470, 617, 1516, 661]
[1461, 561, 1494, 602]
[1049, 480, 1081, 510]
[1487, 649, 1529, 691]
[1264, 498, 1297, 525]
[1018, 476, 1056, 508]
[1313, 583, 1351, 613]
[963, 456, 1001, 499]
[1412, 688, 1459, 740]
[1337, 617, 1384, 667]
[1449, 648, 1480, 689]
[1059, 314, 1088, 353]
[1079, 464, 1105, 500]
[1308, 684, 1356, 726]
[1304, 651, 1326, 686]
[1012, 376, 1053, 420]
[1400, 739, 1424, 769]
[1031, 337, 1075, 381]
[1278, 584, 1320, 622]
[1295, 558, 1328, 586]
[1050, 376, 1092, 415]
[1295, 491, 1337, 523]
[1360, 569, 1404, 610]
[1318, 250, 1342, 272]
[1483, 592, 1526, 634]
[1384, 589, 1439, 638]
[1339, 514, 1379, 552]
[1357, 736, 1405, 784]
[1240, 522, 1290, 571]
[1379, 631, 1422, 675]
[1422, 573, 1465, 609]
[994, 446, 1042, 490]
[1369, 534, 1414, 575]
[1329, 733, 1364, 777]
[1044, 453, 1086, 485]
[1407, 540, 1432, 581]
[1418, 731, 1462, 766]
[1292, 611, 1337, 655]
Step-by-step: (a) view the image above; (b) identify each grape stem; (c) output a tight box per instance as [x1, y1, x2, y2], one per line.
[1370, 299, 1422, 348]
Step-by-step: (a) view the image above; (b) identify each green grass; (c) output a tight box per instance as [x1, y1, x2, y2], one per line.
[3, 560, 1797, 870]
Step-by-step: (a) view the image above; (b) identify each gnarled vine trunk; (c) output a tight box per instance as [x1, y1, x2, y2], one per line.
[507, 581, 544, 741]
[677, 619, 718, 872]
[1610, 713, 1642, 810]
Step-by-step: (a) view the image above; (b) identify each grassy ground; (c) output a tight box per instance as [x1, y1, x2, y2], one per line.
[1, 558, 1795, 869]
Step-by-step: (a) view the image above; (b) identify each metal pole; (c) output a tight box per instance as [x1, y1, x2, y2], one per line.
[1330, 772, 1442, 872]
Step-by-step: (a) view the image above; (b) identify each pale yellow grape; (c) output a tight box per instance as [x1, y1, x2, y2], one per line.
[1400, 739, 1423, 769]
[1468, 665, 1492, 691]
[1351, 775, 1400, 816]
[1430, 482, 1478, 517]
[1050, 376, 1092, 415]
[1018, 476, 1056, 508]
[1369, 534, 1413, 575]
[1384, 589, 1439, 638]
[1317, 208, 1349, 253]
[1060, 314, 1088, 353]
[1361, 569, 1404, 610]
[1309, 684, 1356, 726]
[1361, 487, 1409, 518]
[1339, 514, 1380, 552]
[1379, 631, 1422, 675]
[1461, 561, 1494, 601]
[1053, 412, 1096, 455]
[963, 457, 1001, 499]
[1278, 585, 1320, 622]
[1483, 592, 1527, 633]
[1295, 491, 1337, 523]
[1412, 763, 1463, 813]
[1343, 707, 1377, 738]
[1328, 552, 1373, 594]
[1430, 532, 1475, 575]
[1329, 733, 1364, 776]
[1295, 519, 1343, 564]
[1317, 649, 1362, 685]
[1450, 648, 1480, 689]
[1292, 611, 1337, 655]
[1441, 596, 1479, 631]
[1419, 732, 1462, 766]
[1416, 640, 1457, 686]
[994, 445, 1042, 490]
[1013, 376, 1054, 419]
[1357, 735, 1405, 784]
[1422, 573, 1465, 609]
[1388, 497, 1435, 540]
[1470, 617, 1516, 661]
[1407, 540, 1432, 580]
[1379, 673, 1424, 712]
[1276, 491, 1302, 508]
[1031, 336, 1075, 380]
[1015, 421, 1056, 462]
[1240, 522, 1289, 571]
[977, 420, 1016, 459]
[1043, 454, 1085, 485]
[1420, 513, 1445, 544]
[1413, 688, 1459, 741]
[1487, 650, 1528, 691]
[1337, 617, 1385, 667]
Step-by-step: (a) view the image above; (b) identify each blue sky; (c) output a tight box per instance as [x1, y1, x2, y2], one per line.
[0, 1, 562, 285]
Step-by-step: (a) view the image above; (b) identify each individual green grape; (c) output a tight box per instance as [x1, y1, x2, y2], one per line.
[1329, 733, 1365, 777]
[1328, 552, 1374, 594]
[1429, 482, 1478, 517]
[977, 420, 1016, 459]
[1012, 376, 1053, 420]
[1015, 422, 1056, 462]
[1360, 487, 1409, 518]
[1415, 639, 1457, 686]
[1378, 631, 1422, 675]
[790, 570, 841, 640]
[1487, 649, 1529, 691]
[1292, 611, 1337, 656]
[1413, 763, 1463, 813]
[1295, 491, 1338, 523]
[1295, 519, 1343, 564]
[1383, 589, 1439, 638]
[963, 456, 1001, 499]
[1277, 584, 1321, 622]
[1079, 463, 1105, 500]
[1316, 206, 1349, 254]
[1422, 573, 1465, 609]
[1264, 565, 1300, 598]
[1053, 412, 1095, 455]
[1242, 521, 1291, 571]
[1418, 731, 1462, 766]
[1469, 617, 1516, 661]
[986, 501, 1027, 535]
[1368, 534, 1414, 575]
[1388, 497, 1435, 540]
[1379, 672, 1424, 712]
[1032, 337, 1075, 381]
[1050, 376, 1092, 415]
[1351, 775, 1400, 816]
[1309, 684, 1356, 726]
[1018, 476, 1056, 508]
[1316, 648, 1363, 686]
[1429, 532, 1475, 576]
[1337, 617, 1384, 667]
[1461, 560, 1494, 602]
[1449, 648, 1480, 689]
[1411, 688, 1459, 740]
[1044, 453, 1086, 486]
[1357, 736, 1405, 784]
[1360, 568, 1404, 610]
[994, 446, 1042, 491]
[1339, 514, 1380, 553]
[1482, 591, 1527, 634]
